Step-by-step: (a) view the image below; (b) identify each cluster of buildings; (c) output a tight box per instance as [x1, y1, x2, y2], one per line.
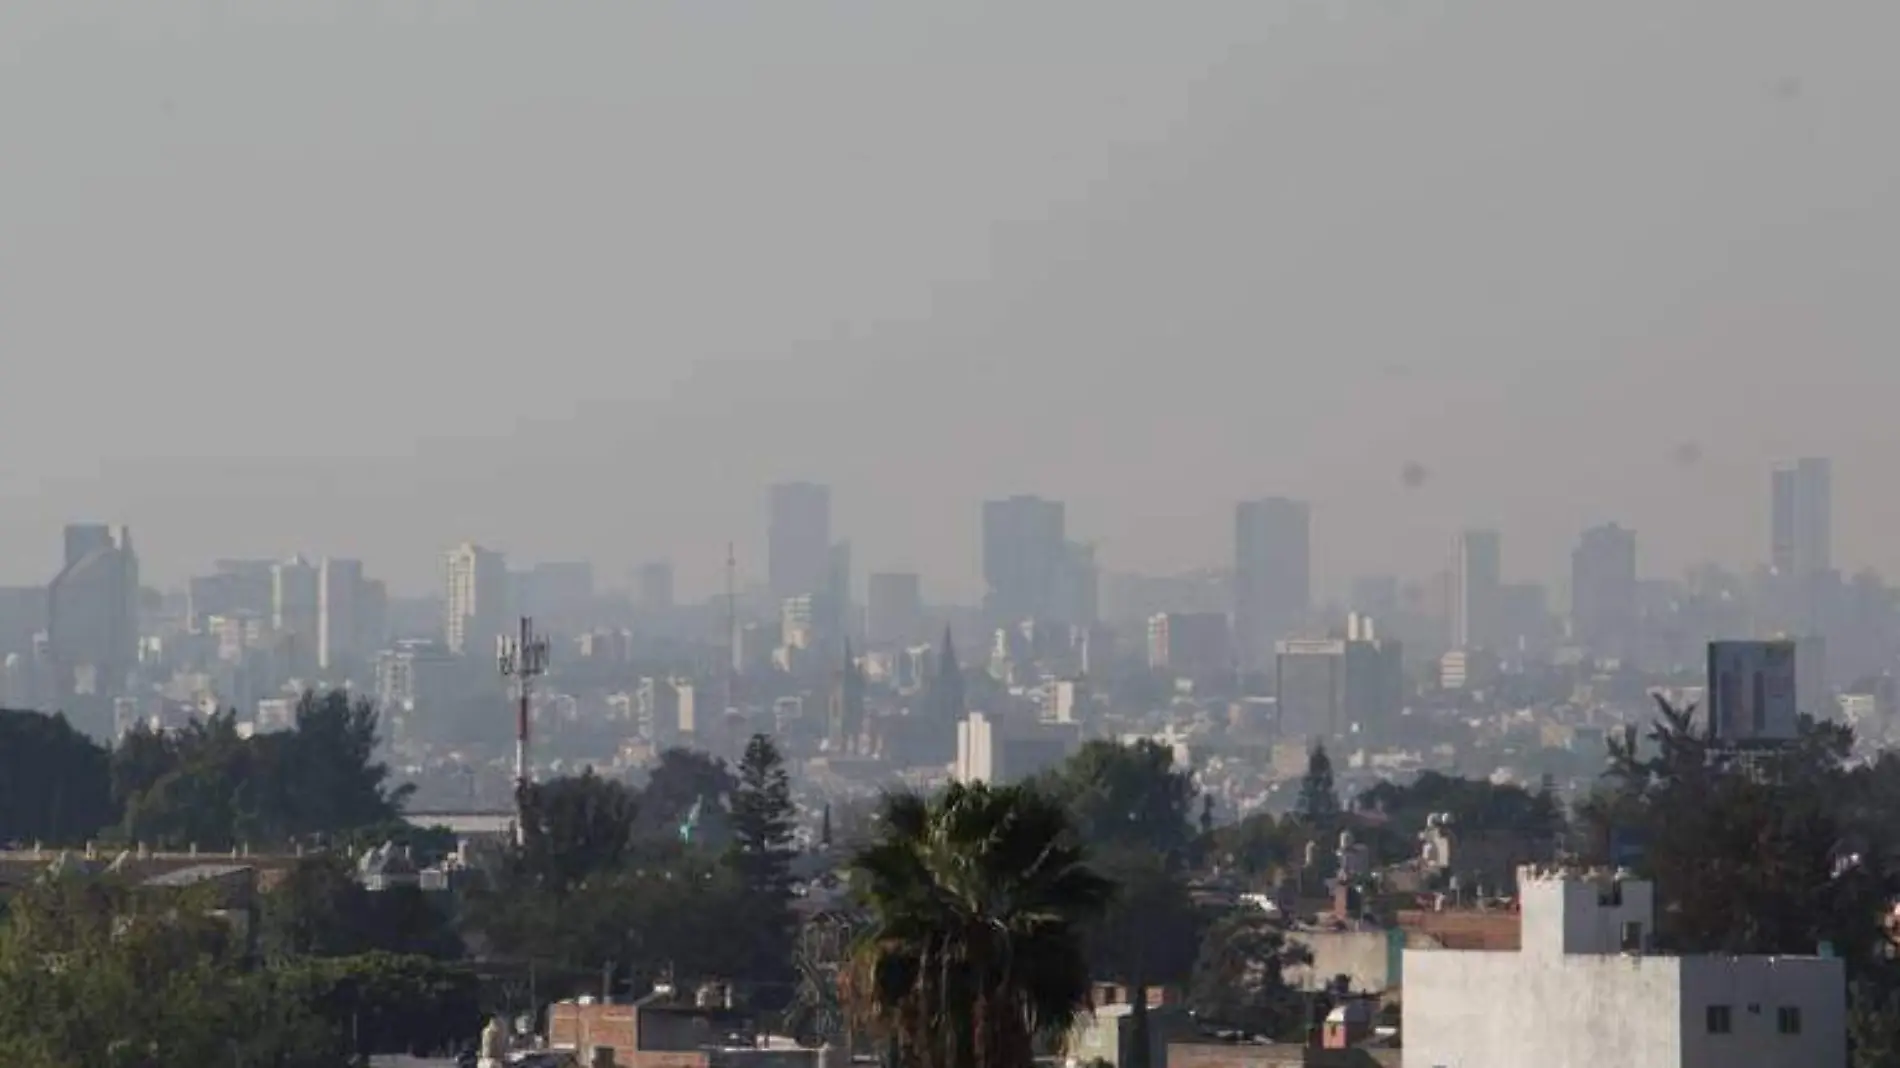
[0, 457, 1887, 822]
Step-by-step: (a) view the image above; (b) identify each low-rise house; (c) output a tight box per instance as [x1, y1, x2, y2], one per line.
[1405, 863, 1844, 1068]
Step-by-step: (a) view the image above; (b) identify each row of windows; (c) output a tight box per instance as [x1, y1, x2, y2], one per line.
[1707, 1004, 1802, 1035]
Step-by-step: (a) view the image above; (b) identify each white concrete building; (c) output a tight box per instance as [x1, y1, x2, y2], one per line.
[955, 711, 1079, 785]
[1405, 865, 1844, 1068]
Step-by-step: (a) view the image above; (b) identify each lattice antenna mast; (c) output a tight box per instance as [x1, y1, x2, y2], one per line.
[725, 542, 738, 717]
[498, 616, 550, 846]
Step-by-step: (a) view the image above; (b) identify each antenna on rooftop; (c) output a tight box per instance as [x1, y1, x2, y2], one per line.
[498, 616, 550, 847]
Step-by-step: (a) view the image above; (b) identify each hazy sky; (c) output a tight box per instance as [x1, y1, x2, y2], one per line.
[4, 1, 1899, 600]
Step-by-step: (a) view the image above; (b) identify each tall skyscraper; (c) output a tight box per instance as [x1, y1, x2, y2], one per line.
[518, 561, 595, 621]
[1274, 616, 1402, 744]
[1771, 458, 1832, 577]
[1234, 498, 1311, 670]
[982, 496, 1067, 622]
[826, 540, 853, 641]
[317, 557, 365, 672]
[768, 482, 832, 601]
[1056, 541, 1099, 628]
[1451, 529, 1503, 650]
[444, 542, 509, 656]
[187, 559, 273, 631]
[46, 524, 138, 729]
[271, 556, 321, 673]
[638, 561, 675, 611]
[1571, 524, 1637, 658]
[867, 572, 924, 646]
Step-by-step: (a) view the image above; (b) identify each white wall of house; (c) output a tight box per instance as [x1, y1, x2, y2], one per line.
[1404, 865, 1844, 1068]
[1407, 951, 1684, 1068]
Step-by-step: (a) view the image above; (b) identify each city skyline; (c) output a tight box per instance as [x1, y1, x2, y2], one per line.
[3, 454, 1855, 615]
[6, 2, 1900, 599]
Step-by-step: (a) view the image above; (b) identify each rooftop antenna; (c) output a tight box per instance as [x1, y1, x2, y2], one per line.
[498, 616, 550, 847]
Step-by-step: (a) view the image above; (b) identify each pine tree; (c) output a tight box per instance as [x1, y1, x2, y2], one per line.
[1295, 744, 1340, 826]
[728, 733, 798, 980]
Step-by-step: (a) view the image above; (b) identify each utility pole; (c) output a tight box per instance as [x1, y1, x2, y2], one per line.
[498, 616, 550, 847]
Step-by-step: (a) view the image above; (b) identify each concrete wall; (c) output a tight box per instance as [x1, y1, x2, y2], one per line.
[1168, 1045, 1399, 1068]
[1404, 951, 1684, 1068]
[1676, 956, 1845, 1068]
[1519, 872, 1654, 959]
[1404, 950, 1845, 1068]
[1286, 930, 1403, 994]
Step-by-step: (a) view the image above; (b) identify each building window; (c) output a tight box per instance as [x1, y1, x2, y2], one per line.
[1707, 1005, 1733, 1034]
[1778, 1006, 1802, 1035]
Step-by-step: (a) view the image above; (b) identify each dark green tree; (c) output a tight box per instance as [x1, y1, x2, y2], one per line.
[637, 747, 737, 842]
[1044, 739, 1197, 860]
[729, 734, 798, 982]
[0, 708, 114, 846]
[1084, 849, 1205, 1068]
[115, 690, 407, 851]
[517, 771, 642, 893]
[1294, 744, 1340, 826]
[258, 854, 462, 963]
[1187, 908, 1311, 1042]
[1575, 699, 1900, 1067]
[278, 951, 482, 1059]
[281, 689, 411, 837]
[845, 783, 1114, 1068]
[1354, 769, 1564, 864]
[0, 876, 342, 1067]
[1205, 811, 1310, 879]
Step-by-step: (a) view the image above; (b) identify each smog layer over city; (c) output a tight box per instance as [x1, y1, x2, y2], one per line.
[2, 4, 1899, 1067]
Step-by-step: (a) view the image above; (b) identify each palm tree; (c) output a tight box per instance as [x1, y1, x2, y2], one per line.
[843, 781, 1114, 1068]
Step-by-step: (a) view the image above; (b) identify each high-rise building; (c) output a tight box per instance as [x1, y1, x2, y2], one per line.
[46, 524, 139, 729]
[638, 561, 675, 611]
[768, 482, 832, 601]
[358, 578, 389, 660]
[1056, 541, 1099, 628]
[982, 495, 1066, 622]
[0, 586, 48, 663]
[1349, 574, 1401, 619]
[1771, 457, 1832, 577]
[955, 711, 1080, 785]
[316, 558, 364, 672]
[1234, 498, 1311, 670]
[826, 540, 853, 642]
[1274, 615, 1402, 743]
[518, 561, 595, 622]
[637, 676, 696, 746]
[1451, 529, 1502, 650]
[187, 559, 273, 631]
[1146, 612, 1234, 679]
[270, 556, 321, 668]
[444, 542, 509, 656]
[867, 572, 924, 646]
[1571, 524, 1637, 658]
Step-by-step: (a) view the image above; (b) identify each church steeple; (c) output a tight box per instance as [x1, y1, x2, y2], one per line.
[829, 640, 866, 753]
[931, 626, 964, 723]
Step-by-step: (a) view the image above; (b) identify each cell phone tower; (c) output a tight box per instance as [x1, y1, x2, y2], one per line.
[498, 616, 550, 846]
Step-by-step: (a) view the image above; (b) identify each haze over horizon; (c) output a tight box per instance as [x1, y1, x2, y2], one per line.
[5, 1, 1899, 599]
